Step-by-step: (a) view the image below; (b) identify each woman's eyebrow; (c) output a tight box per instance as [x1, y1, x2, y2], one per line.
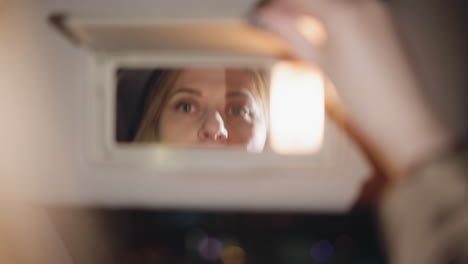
[169, 87, 202, 98]
[226, 90, 254, 99]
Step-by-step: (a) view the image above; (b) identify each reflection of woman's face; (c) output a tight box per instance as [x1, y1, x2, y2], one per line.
[158, 68, 267, 152]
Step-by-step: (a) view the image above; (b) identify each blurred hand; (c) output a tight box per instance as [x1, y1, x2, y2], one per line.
[256, 0, 454, 180]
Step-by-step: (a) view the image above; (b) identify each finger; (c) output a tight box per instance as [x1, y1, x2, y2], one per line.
[258, 0, 328, 18]
[255, 3, 323, 65]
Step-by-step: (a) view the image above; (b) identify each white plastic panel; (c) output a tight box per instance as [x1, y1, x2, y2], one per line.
[50, 0, 288, 55]
[58, 18, 288, 55]
[0, 0, 371, 212]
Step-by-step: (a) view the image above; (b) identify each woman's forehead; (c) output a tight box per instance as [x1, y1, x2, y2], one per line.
[174, 68, 256, 91]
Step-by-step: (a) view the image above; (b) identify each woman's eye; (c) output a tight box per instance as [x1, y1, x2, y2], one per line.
[175, 102, 195, 113]
[228, 104, 250, 117]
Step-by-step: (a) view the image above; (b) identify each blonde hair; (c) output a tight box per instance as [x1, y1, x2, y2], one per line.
[133, 68, 268, 142]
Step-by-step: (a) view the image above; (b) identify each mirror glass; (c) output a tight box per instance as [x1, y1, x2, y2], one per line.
[116, 67, 270, 152]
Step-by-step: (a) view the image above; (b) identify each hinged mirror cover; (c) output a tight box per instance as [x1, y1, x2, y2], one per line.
[50, 0, 288, 55]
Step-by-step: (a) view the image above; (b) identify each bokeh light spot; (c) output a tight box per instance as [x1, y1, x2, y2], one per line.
[198, 237, 222, 261]
[310, 240, 334, 262]
[221, 246, 246, 264]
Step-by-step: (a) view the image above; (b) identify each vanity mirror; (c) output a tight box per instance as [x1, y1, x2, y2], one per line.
[116, 65, 325, 156]
[49, 1, 338, 170]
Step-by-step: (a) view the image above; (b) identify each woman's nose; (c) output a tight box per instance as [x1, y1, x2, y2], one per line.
[198, 110, 228, 143]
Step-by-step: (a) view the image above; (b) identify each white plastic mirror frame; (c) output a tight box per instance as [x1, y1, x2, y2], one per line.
[85, 51, 340, 173]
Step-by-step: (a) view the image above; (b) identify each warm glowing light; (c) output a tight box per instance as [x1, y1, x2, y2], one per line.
[269, 62, 325, 155]
[221, 246, 246, 264]
[296, 16, 327, 46]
